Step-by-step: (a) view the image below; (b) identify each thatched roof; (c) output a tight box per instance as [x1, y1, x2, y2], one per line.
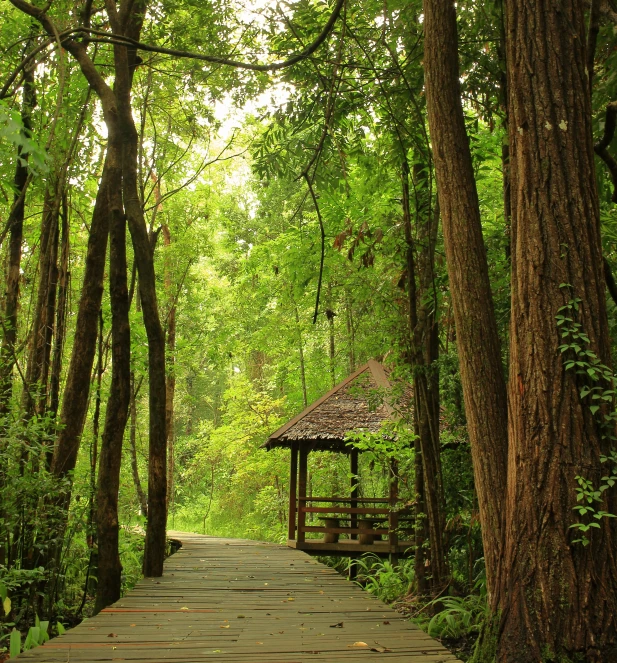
[263, 360, 394, 452]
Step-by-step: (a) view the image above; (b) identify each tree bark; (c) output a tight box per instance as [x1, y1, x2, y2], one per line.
[402, 157, 446, 592]
[162, 224, 176, 509]
[109, 0, 167, 575]
[21, 188, 59, 421]
[294, 305, 308, 408]
[130, 371, 148, 517]
[48, 193, 69, 423]
[95, 187, 131, 614]
[51, 156, 112, 479]
[0, 65, 36, 418]
[492, 1, 617, 660]
[423, 0, 509, 601]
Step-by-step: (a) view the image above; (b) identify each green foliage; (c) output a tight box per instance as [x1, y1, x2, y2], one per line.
[0, 99, 48, 173]
[557, 292, 617, 544]
[425, 594, 487, 640]
[351, 554, 415, 604]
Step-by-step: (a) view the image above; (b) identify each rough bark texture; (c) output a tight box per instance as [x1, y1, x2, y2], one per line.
[22, 188, 59, 420]
[492, 1, 617, 660]
[51, 157, 111, 478]
[423, 0, 509, 600]
[110, 0, 167, 576]
[95, 190, 131, 614]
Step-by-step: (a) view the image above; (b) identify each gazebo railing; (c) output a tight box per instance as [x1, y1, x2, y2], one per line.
[294, 497, 413, 549]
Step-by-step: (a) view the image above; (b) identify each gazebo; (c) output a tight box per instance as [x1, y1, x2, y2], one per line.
[263, 359, 413, 561]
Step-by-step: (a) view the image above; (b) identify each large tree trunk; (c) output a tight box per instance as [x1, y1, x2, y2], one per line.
[111, 3, 167, 576]
[423, 0, 509, 601]
[95, 177, 131, 614]
[21, 188, 59, 422]
[491, 1, 617, 660]
[51, 156, 111, 480]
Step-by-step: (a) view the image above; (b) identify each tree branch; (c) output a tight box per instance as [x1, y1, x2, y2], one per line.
[304, 174, 326, 325]
[9, 0, 345, 73]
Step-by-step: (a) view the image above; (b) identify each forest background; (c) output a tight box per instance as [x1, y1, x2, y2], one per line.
[2, 0, 617, 661]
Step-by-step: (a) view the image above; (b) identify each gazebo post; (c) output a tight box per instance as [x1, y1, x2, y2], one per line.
[288, 443, 298, 543]
[350, 449, 359, 540]
[297, 447, 308, 544]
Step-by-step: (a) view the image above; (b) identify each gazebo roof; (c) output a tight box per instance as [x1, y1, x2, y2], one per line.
[263, 359, 394, 452]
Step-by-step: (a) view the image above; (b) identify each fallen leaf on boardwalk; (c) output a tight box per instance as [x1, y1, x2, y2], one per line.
[371, 644, 392, 653]
[382, 621, 390, 625]
[256, 641, 264, 644]
[130, 624, 136, 627]
[237, 615, 245, 618]
[348, 642, 369, 648]
[330, 622, 344, 628]
[107, 633, 117, 638]
[220, 625, 230, 628]
[180, 607, 189, 610]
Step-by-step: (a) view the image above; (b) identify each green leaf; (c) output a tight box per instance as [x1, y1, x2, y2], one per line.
[3, 596, 11, 616]
[10, 628, 21, 658]
[24, 626, 40, 651]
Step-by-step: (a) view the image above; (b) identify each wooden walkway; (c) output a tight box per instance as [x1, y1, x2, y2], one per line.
[18, 532, 459, 662]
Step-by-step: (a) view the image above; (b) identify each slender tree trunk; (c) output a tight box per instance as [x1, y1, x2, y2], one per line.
[0, 68, 36, 568]
[86, 310, 104, 597]
[326, 283, 335, 388]
[423, 0, 509, 601]
[402, 158, 446, 591]
[413, 434, 428, 595]
[0, 66, 36, 418]
[345, 291, 355, 374]
[37, 201, 60, 417]
[130, 371, 148, 517]
[162, 225, 176, 509]
[95, 184, 131, 614]
[48, 194, 69, 423]
[294, 305, 308, 408]
[489, 2, 617, 660]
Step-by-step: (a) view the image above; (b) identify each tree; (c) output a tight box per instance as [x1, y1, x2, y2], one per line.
[423, 0, 508, 602]
[424, 0, 617, 659]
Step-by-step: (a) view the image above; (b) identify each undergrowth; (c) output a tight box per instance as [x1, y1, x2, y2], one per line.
[338, 553, 487, 662]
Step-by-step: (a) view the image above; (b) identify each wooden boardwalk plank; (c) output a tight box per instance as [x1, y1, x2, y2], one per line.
[16, 532, 459, 662]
